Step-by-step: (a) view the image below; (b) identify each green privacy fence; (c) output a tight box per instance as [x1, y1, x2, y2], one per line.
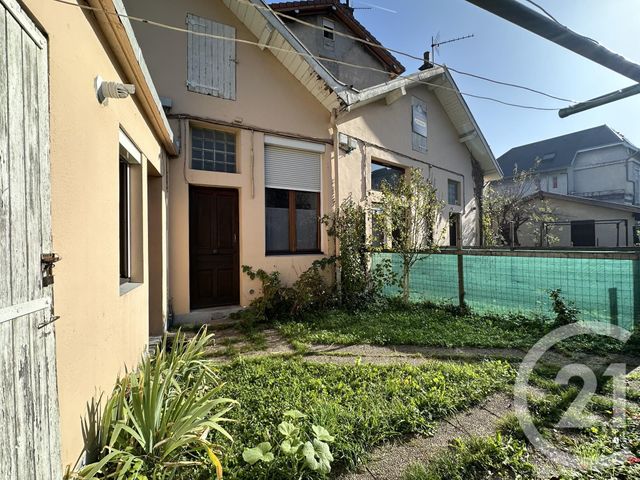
[372, 249, 640, 331]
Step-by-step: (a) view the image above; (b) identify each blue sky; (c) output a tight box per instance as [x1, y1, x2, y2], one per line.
[346, 0, 639, 157]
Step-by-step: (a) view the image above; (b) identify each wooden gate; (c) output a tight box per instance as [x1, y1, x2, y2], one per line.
[0, 0, 62, 478]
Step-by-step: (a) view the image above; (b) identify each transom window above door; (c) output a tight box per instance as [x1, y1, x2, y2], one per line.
[191, 127, 236, 173]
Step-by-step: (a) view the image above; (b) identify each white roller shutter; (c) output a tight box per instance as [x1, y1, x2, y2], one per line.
[265, 144, 321, 192]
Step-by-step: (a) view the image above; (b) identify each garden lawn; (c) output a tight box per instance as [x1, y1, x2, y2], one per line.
[213, 356, 515, 479]
[277, 304, 640, 356]
[278, 304, 549, 350]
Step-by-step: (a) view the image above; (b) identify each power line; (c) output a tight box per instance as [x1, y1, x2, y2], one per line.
[233, 0, 575, 102]
[51, 0, 562, 111]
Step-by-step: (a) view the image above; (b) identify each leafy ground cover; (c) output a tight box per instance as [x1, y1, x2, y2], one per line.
[277, 303, 640, 356]
[212, 356, 515, 479]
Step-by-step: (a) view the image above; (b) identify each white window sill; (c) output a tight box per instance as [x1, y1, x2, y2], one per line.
[120, 282, 142, 296]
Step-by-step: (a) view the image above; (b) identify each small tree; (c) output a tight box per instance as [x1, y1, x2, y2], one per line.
[483, 166, 556, 246]
[376, 168, 444, 303]
[322, 197, 394, 310]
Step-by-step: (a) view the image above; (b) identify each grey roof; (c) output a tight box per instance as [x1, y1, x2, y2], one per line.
[534, 191, 640, 214]
[497, 125, 627, 178]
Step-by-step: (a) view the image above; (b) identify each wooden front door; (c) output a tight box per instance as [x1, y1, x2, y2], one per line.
[189, 187, 240, 308]
[0, 2, 62, 478]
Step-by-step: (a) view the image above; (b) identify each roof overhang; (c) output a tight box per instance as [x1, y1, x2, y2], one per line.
[88, 0, 177, 155]
[346, 68, 502, 179]
[223, 0, 349, 111]
[533, 191, 640, 214]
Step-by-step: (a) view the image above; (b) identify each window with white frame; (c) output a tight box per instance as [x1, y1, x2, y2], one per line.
[264, 137, 323, 254]
[118, 130, 142, 287]
[186, 13, 236, 100]
[191, 126, 236, 173]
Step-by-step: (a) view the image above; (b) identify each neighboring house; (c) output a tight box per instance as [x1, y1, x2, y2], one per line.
[496, 125, 640, 247]
[336, 68, 499, 247]
[270, 0, 405, 89]
[521, 192, 640, 247]
[124, 0, 499, 320]
[1, 0, 175, 474]
[498, 125, 640, 205]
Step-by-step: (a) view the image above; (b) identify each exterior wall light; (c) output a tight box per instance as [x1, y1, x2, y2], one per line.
[95, 76, 136, 105]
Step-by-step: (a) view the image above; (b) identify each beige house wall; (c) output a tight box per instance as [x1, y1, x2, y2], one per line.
[22, 0, 169, 469]
[337, 89, 480, 246]
[125, 0, 335, 314]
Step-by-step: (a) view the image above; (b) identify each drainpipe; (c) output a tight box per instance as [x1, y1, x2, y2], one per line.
[330, 108, 341, 294]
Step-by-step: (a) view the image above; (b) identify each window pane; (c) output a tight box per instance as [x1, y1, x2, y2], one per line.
[371, 161, 403, 191]
[371, 205, 384, 248]
[191, 126, 236, 173]
[119, 158, 130, 280]
[296, 191, 318, 251]
[448, 180, 460, 205]
[266, 188, 290, 252]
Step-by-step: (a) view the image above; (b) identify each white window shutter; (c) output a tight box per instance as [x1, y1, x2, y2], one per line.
[265, 145, 321, 192]
[187, 14, 236, 100]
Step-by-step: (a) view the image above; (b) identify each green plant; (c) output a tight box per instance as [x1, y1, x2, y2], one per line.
[242, 266, 290, 321]
[242, 410, 335, 477]
[73, 330, 237, 479]
[215, 357, 515, 479]
[289, 258, 336, 317]
[243, 260, 335, 322]
[483, 163, 556, 246]
[322, 197, 395, 310]
[376, 168, 445, 303]
[549, 289, 579, 326]
[403, 433, 535, 480]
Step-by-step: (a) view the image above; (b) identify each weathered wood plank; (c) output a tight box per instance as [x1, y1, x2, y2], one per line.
[0, 9, 18, 477]
[24, 32, 49, 477]
[7, 17, 36, 479]
[37, 32, 63, 478]
[0, 0, 46, 49]
[226, 24, 236, 100]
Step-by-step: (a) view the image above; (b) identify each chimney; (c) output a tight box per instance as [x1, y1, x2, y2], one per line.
[418, 51, 433, 71]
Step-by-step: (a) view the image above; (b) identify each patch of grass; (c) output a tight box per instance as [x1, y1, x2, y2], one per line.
[278, 304, 640, 357]
[212, 357, 515, 479]
[279, 304, 550, 350]
[403, 434, 535, 480]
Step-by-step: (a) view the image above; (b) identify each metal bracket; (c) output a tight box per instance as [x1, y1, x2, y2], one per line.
[41, 253, 61, 287]
[37, 315, 60, 329]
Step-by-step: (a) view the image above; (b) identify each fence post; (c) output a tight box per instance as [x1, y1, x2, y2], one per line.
[456, 226, 465, 308]
[634, 255, 640, 327]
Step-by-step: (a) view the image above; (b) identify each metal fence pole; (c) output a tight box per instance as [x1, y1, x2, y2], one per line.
[457, 224, 465, 308]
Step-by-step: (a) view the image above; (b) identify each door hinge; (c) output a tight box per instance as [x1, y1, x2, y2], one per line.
[41, 253, 61, 287]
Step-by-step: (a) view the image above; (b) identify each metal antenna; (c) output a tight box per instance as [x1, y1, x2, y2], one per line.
[431, 33, 475, 62]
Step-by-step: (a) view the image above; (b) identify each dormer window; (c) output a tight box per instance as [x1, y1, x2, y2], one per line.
[322, 18, 335, 50]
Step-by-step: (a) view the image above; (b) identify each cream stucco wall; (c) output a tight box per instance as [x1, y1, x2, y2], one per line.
[22, 0, 168, 469]
[519, 198, 637, 247]
[125, 0, 335, 314]
[337, 88, 480, 246]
